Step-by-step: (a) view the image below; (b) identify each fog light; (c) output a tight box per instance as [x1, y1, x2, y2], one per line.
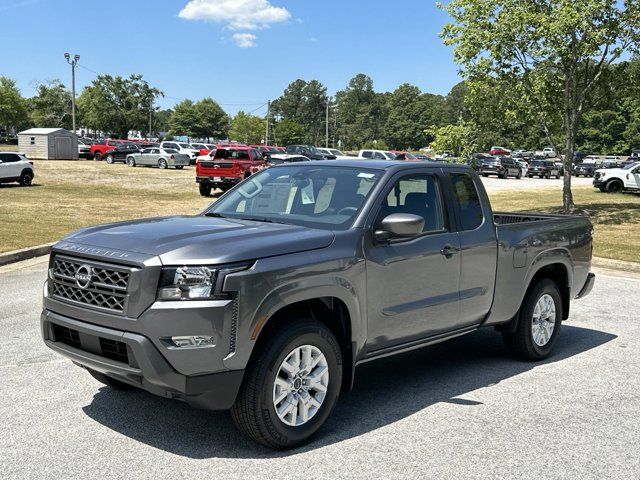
[171, 336, 216, 348]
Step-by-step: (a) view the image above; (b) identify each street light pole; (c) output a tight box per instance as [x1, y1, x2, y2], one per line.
[64, 52, 80, 134]
[325, 96, 330, 148]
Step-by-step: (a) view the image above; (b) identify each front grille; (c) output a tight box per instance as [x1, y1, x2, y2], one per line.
[50, 256, 131, 314]
[99, 337, 129, 364]
[52, 323, 81, 349]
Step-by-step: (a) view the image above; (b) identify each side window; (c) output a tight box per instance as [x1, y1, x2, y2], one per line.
[108, 141, 116, 146]
[2, 154, 19, 163]
[378, 175, 444, 233]
[373, 152, 385, 160]
[361, 151, 372, 158]
[450, 173, 483, 231]
[0, 153, 7, 162]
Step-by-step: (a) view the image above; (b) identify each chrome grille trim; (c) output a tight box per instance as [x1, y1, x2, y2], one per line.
[50, 255, 133, 314]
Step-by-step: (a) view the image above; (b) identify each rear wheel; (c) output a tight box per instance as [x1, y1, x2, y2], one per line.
[231, 319, 342, 449]
[19, 170, 33, 186]
[87, 369, 134, 390]
[158, 158, 168, 169]
[199, 183, 212, 197]
[605, 179, 623, 193]
[94, 152, 102, 161]
[502, 279, 562, 361]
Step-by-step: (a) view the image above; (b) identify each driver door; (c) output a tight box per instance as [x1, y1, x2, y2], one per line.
[363, 172, 461, 353]
[625, 165, 640, 189]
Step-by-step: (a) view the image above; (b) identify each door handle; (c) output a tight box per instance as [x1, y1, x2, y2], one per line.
[440, 245, 459, 258]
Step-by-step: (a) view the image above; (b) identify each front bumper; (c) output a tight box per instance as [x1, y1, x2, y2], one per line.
[593, 178, 606, 188]
[41, 309, 243, 410]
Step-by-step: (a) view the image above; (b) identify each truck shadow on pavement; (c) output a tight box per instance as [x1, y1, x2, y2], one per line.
[82, 325, 615, 458]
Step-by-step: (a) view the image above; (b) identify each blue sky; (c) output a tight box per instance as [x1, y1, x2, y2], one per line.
[0, 0, 461, 116]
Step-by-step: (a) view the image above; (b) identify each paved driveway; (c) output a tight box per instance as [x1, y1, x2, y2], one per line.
[1, 258, 638, 479]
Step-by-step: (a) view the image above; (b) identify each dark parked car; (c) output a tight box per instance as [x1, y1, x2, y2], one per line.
[479, 156, 522, 178]
[41, 161, 595, 449]
[105, 143, 141, 164]
[285, 145, 336, 160]
[528, 160, 561, 179]
[573, 163, 596, 177]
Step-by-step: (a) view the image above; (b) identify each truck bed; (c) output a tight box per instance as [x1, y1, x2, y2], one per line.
[485, 211, 593, 325]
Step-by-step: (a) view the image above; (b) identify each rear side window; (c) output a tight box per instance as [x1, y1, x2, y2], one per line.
[0, 153, 19, 162]
[450, 173, 483, 231]
[361, 151, 372, 158]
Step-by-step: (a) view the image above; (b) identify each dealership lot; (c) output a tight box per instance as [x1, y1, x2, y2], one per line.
[1, 259, 638, 479]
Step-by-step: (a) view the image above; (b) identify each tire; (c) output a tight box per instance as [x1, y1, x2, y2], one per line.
[502, 279, 562, 361]
[19, 170, 33, 186]
[126, 157, 136, 167]
[87, 369, 135, 390]
[482, 173, 488, 177]
[158, 158, 168, 169]
[605, 179, 623, 193]
[199, 183, 212, 197]
[556, 174, 561, 179]
[106, 155, 114, 164]
[231, 319, 342, 449]
[545, 172, 551, 179]
[516, 169, 522, 179]
[175, 165, 184, 170]
[94, 152, 102, 161]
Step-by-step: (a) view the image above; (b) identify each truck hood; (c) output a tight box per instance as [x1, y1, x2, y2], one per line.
[61, 215, 335, 265]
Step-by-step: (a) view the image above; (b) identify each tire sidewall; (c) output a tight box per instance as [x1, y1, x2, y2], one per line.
[256, 326, 342, 447]
[159, 159, 167, 169]
[20, 171, 33, 186]
[519, 280, 563, 358]
[106, 155, 114, 164]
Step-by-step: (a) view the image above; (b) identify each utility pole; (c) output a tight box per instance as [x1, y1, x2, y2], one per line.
[265, 100, 270, 145]
[64, 53, 80, 134]
[325, 96, 330, 148]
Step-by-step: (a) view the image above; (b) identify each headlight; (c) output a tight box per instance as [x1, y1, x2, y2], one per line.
[157, 263, 252, 300]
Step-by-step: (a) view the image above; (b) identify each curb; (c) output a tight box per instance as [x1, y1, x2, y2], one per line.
[0, 243, 54, 267]
[592, 257, 640, 274]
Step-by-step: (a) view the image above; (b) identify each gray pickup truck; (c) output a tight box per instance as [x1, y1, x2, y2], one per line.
[41, 160, 595, 449]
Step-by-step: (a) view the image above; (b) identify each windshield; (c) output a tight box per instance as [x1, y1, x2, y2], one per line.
[531, 161, 546, 167]
[330, 149, 343, 156]
[179, 143, 192, 149]
[384, 151, 396, 159]
[623, 162, 639, 170]
[204, 165, 382, 230]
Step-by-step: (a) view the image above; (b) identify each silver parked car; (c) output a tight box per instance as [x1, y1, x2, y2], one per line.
[126, 148, 190, 169]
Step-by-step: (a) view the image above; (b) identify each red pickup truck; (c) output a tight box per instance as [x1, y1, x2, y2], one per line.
[196, 146, 268, 196]
[90, 139, 127, 161]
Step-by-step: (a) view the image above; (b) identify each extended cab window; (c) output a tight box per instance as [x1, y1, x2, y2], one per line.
[450, 173, 483, 231]
[378, 175, 444, 233]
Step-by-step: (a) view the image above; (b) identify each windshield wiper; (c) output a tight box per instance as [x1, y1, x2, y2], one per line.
[239, 216, 286, 224]
[204, 212, 227, 218]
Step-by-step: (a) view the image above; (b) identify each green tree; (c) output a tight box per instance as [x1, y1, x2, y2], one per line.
[272, 79, 328, 144]
[29, 80, 72, 129]
[230, 111, 265, 144]
[168, 100, 199, 138]
[76, 74, 162, 138]
[0, 76, 29, 131]
[441, 0, 640, 210]
[273, 119, 305, 145]
[426, 121, 477, 158]
[194, 98, 229, 140]
[335, 74, 386, 149]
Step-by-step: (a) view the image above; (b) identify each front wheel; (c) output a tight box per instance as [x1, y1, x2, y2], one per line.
[106, 155, 114, 164]
[605, 179, 623, 193]
[502, 279, 562, 361]
[516, 169, 522, 179]
[158, 158, 168, 169]
[231, 320, 342, 449]
[126, 157, 136, 167]
[94, 152, 102, 161]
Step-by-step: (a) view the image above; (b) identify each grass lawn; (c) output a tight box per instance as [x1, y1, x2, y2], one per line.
[0, 159, 638, 263]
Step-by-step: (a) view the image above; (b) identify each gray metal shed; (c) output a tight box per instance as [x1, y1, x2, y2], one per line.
[18, 128, 79, 160]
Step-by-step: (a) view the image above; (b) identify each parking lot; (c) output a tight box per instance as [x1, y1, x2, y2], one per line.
[1, 258, 638, 479]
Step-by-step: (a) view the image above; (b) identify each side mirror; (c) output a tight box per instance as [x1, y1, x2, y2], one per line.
[374, 213, 425, 242]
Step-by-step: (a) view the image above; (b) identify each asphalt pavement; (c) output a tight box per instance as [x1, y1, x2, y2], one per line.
[1, 257, 638, 479]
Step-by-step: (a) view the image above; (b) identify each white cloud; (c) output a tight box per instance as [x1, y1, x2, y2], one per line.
[232, 33, 257, 48]
[179, 0, 291, 30]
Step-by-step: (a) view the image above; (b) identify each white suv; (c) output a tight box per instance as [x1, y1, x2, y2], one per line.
[358, 149, 396, 160]
[594, 162, 640, 193]
[160, 141, 199, 164]
[0, 152, 34, 186]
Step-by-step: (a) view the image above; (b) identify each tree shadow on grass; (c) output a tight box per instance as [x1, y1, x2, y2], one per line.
[82, 325, 616, 458]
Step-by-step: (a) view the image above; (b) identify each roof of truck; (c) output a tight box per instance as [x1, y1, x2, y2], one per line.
[291, 159, 471, 170]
